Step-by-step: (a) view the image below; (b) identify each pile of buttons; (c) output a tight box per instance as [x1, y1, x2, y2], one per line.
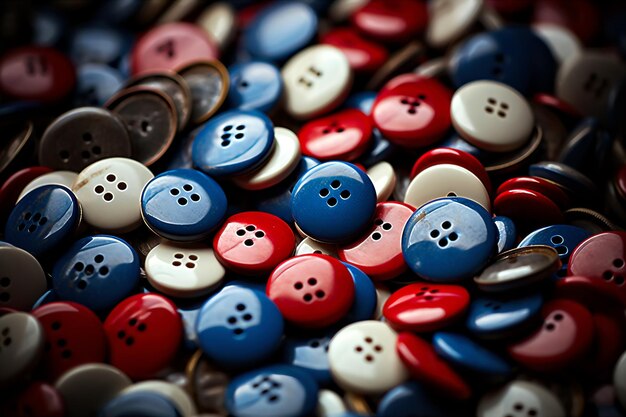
[1, 0, 626, 416]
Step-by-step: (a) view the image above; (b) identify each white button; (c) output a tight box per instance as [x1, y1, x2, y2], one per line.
[0, 245, 47, 311]
[55, 363, 132, 417]
[367, 161, 396, 203]
[0, 312, 44, 386]
[232, 127, 301, 190]
[426, 0, 484, 48]
[614, 350, 626, 409]
[317, 389, 347, 417]
[327, 320, 408, 394]
[197, 2, 236, 50]
[145, 241, 225, 298]
[451, 80, 534, 152]
[403, 163, 491, 211]
[414, 57, 449, 78]
[533, 24, 582, 65]
[17, 171, 78, 202]
[72, 157, 154, 233]
[282, 45, 352, 120]
[121, 380, 197, 417]
[295, 236, 338, 257]
[329, 0, 368, 22]
[478, 380, 565, 417]
[556, 50, 626, 119]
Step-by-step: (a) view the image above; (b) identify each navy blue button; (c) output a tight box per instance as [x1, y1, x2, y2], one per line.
[75, 63, 124, 106]
[227, 61, 283, 113]
[195, 285, 284, 369]
[494, 215, 517, 253]
[465, 293, 543, 339]
[291, 161, 376, 243]
[33, 8, 65, 47]
[518, 224, 591, 267]
[558, 118, 612, 180]
[378, 381, 464, 417]
[344, 91, 377, 114]
[432, 332, 512, 377]
[244, 2, 318, 62]
[402, 197, 497, 282]
[32, 289, 59, 309]
[98, 391, 181, 417]
[225, 364, 319, 417]
[141, 168, 227, 241]
[192, 110, 275, 177]
[70, 26, 131, 66]
[5, 185, 80, 257]
[282, 331, 333, 385]
[52, 235, 140, 311]
[439, 133, 485, 160]
[341, 262, 377, 324]
[529, 161, 597, 197]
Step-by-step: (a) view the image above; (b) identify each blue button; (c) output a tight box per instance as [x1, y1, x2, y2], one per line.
[141, 168, 227, 241]
[494, 215, 517, 253]
[192, 110, 274, 177]
[98, 391, 181, 417]
[439, 133, 486, 160]
[291, 161, 376, 243]
[518, 224, 591, 266]
[244, 2, 318, 62]
[52, 235, 140, 311]
[465, 293, 543, 339]
[225, 364, 319, 417]
[341, 262, 377, 324]
[195, 285, 284, 369]
[432, 332, 512, 377]
[402, 197, 497, 282]
[5, 185, 80, 257]
[75, 63, 124, 106]
[282, 331, 333, 385]
[529, 161, 597, 197]
[32, 289, 59, 309]
[33, 8, 65, 47]
[227, 61, 283, 113]
[378, 381, 464, 417]
[70, 26, 131, 66]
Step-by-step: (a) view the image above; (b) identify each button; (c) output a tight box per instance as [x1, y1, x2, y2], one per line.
[291, 161, 377, 243]
[351, 0, 428, 43]
[232, 126, 301, 191]
[267, 254, 354, 328]
[282, 45, 352, 120]
[130, 22, 219, 75]
[39, 107, 132, 171]
[74, 63, 124, 107]
[371, 74, 452, 148]
[402, 197, 496, 281]
[378, 381, 465, 417]
[145, 241, 225, 298]
[583, 306, 626, 376]
[72, 157, 154, 232]
[341, 262, 377, 324]
[432, 332, 512, 377]
[51, 235, 140, 312]
[5, 185, 80, 257]
[0, 167, 52, 226]
[32, 301, 106, 380]
[466, 293, 543, 339]
[103, 293, 182, 380]
[17, 171, 78, 202]
[0, 121, 36, 178]
[614, 351, 626, 410]
[177, 60, 229, 124]
[295, 237, 338, 257]
[121, 380, 196, 417]
[0, 312, 44, 387]
[98, 391, 181, 417]
[186, 350, 230, 415]
[141, 168, 227, 241]
[338, 201, 413, 281]
[317, 389, 347, 417]
[507, 299, 594, 372]
[0, 245, 47, 311]
[227, 61, 283, 113]
[282, 331, 334, 385]
[367, 161, 396, 202]
[383, 283, 470, 332]
[10, 381, 65, 417]
[533, 23, 582, 65]
[54, 363, 131, 417]
[192, 109, 274, 178]
[213, 211, 295, 275]
[426, 0, 483, 48]
[564, 207, 618, 234]
[327, 320, 408, 394]
[320, 27, 388, 73]
[496, 175, 570, 210]
[478, 380, 566, 417]
[196, 2, 236, 50]
[555, 275, 624, 311]
[69, 26, 129, 66]
[529, 161, 596, 198]
[494, 215, 517, 253]
[518, 225, 591, 267]
[0, 46, 76, 102]
[225, 364, 319, 417]
[494, 188, 564, 231]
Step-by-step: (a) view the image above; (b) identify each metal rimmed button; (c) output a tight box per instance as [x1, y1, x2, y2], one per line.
[177, 60, 229, 125]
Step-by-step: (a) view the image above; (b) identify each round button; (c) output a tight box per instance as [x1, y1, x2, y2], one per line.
[98, 391, 181, 417]
[0, 312, 44, 387]
[141, 168, 227, 241]
[533, 23, 582, 65]
[227, 61, 283, 113]
[267, 254, 355, 328]
[426, 0, 483, 48]
[351, 0, 428, 43]
[466, 293, 544, 339]
[69, 26, 128, 66]
[341, 262, 378, 324]
[17, 170, 78, 202]
[494, 189, 564, 231]
[432, 332, 512, 377]
[282, 331, 334, 385]
[496, 175, 570, 210]
[177, 60, 229, 125]
[478, 380, 565, 417]
[518, 225, 591, 266]
[104, 293, 182, 380]
[120, 380, 196, 417]
[320, 27, 388, 73]
[74, 63, 124, 107]
[0, 245, 47, 311]
[72, 157, 154, 232]
[10, 381, 65, 417]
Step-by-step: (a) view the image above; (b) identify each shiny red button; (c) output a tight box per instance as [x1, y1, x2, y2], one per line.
[266, 254, 355, 328]
[493, 189, 564, 231]
[396, 332, 471, 400]
[555, 275, 624, 311]
[297, 109, 373, 162]
[616, 165, 626, 199]
[507, 299, 594, 372]
[338, 201, 414, 281]
[32, 302, 106, 380]
[0, 166, 52, 224]
[131, 23, 219, 75]
[213, 211, 296, 275]
[372, 74, 452, 148]
[0, 47, 75, 102]
[103, 293, 182, 380]
[383, 283, 470, 332]
[496, 176, 570, 210]
[5, 382, 65, 417]
[320, 28, 388, 73]
[533, 93, 581, 119]
[351, 0, 428, 43]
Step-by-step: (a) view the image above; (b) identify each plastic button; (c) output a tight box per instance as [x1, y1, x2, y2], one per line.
[320, 27, 388, 73]
[478, 380, 565, 417]
[466, 293, 543, 339]
[177, 60, 229, 125]
[227, 61, 283, 113]
[0, 312, 44, 387]
[0, 245, 47, 311]
[351, 0, 428, 43]
[432, 332, 512, 377]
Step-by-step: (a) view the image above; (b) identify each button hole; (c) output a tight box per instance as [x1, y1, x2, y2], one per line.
[340, 190, 351, 199]
[294, 282, 303, 290]
[448, 232, 458, 241]
[246, 225, 256, 231]
[244, 239, 254, 246]
[614, 259, 625, 268]
[327, 197, 337, 207]
[303, 293, 313, 302]
[103, 192, 113, 201]
[178, 197, 188, 206]
[190, 194, 200, 202]
[315, 290, 325, 298]
[441, 221, 452, 229]
[372, 232, 382, 240]
[430, 230, 440, 238]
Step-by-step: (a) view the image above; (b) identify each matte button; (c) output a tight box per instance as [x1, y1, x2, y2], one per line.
[0, 312, 44, 387]
[478, 380, 565, 417]
[177, 60, 229, 125]
[0, 245, 47, 311]
[427, 0, 483, 48]
[74, 63, 124, 107]
[10, 381, 65, 417]
[120, 380, 196, 417]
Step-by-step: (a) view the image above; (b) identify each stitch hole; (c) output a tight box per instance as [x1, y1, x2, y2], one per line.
[340, 190, 351, 199]
[327, 197, 337, 207]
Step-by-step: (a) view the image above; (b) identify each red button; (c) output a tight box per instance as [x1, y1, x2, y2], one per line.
[533, 93, 581, 119]
[213, 211, 296, 276]
[493, 189, 564, 231]
[555, 275, 624, 311]
[0, 47, 75, 102]
[338, 201, 414, 281]
[582, 307, 626, 376]
[533, 0, 599, 43]
[396, 332, 471, 400]
[266, 254, 355, 328]
[496, 176, 570, 210]
[507, 299, 594, 372]
[6, 382, 65, 417]
[320, 28, 389, 73]
[131, 23, 219, 75]
[372, 74, 452, 148]
[0, 167, 52, 224]
[383, 283, 470, 332]
[351, 0, 428, 43]
[32, 302, 106, 380]
[103, 293, 182, 380]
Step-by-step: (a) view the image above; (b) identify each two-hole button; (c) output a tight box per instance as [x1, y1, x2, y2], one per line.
[0, 326, 12, 352]
[319, 180, 351, 207]
[504, 402, 539, 417]
[322, 120, 345, 134]
[583, 72, 609, 98]
[298, 66, 322, 88]
[0, 277, 11, 303]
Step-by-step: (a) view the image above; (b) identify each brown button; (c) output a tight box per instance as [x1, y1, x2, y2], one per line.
[484, 126, 543, 176]
[105, 86, 178, 167]
[38, 107, 132, 171]
[186, 350, 229, 415]
[0, 120, 34, 177]
[177, 60, 229, 125]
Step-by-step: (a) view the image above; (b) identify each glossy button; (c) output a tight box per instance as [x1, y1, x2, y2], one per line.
[0, 312, 44, 387]
[99, 391, 181, 417]
[341, 262, 377, 324]
[427, 0, 483, 48]
[74, 63, 124, 107]
[351, 0, 428, 43]
[496, 176, 570, 210]
[141, 168, 227, 241]
[17, 171, 76, 202]
[518, 225, 591, 266]
[494, 188, 564, 231]
[120, 380, 196, 417]
[177, 60, 229, 124]
[432, 332, 512, 377]
[320, 27, 388, 73]
[0, 245, 47, 311]
[282, 331, 333, 384]
[494, 216, 517, 253]
[367, 161, 396, 202]
[267, 254, 354, 328]
[466, 293, 543, 339]
[529, 161, 596, 198]
[227, 61, 282, 113]
[378, 381, 464, 417]
[478, 380, 565, 417]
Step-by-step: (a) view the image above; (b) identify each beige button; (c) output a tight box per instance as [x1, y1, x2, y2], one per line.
[478, 380, 565, 417]
[18, 171, 78, 202]
[0, 312, 44, 387]
[0, 245, 47, 311]
[427, 0, 484, 48]
[367, 161, 396, 203]
[197, 2, 236, 50]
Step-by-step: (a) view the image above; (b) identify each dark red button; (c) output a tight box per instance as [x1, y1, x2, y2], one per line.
[533, 93, 582, 119]
[320, 28, 389, 73]
[555, 275, 624, 311]
[533, 0, 599, 43]
[6, 382, 65, 417]
[494, 188, 564, 231]
[582, 307, 626, 376]
[496, 176, 570, 210]
[351, 0, 428, 43]
[616, 165, 626, 200]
